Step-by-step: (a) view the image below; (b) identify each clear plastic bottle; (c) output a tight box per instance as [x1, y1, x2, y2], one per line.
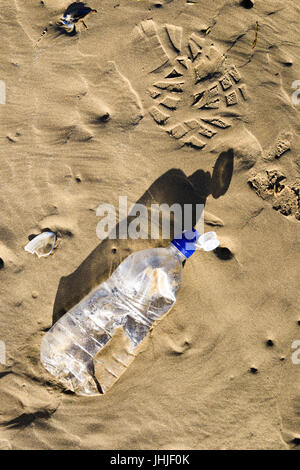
[41, 230, 219, 395]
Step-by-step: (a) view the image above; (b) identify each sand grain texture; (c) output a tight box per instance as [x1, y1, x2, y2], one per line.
[0, 0, 300, 449]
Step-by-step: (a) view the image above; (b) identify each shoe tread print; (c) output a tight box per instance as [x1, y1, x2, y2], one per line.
[134, 20, 248, 151]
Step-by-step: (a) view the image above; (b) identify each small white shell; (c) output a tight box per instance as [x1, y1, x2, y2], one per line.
[57, 17, 75, 33]
[24, 232, 57, 258]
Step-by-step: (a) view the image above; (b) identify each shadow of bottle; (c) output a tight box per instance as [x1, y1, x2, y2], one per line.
[52, 149, 234, 325]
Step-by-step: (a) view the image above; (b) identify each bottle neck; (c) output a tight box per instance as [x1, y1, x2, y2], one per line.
[168, 243, 188, 262]
[170, 229, 200, 259]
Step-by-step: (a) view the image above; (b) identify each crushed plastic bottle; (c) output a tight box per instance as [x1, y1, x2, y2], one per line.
[41, 230, 219, 395]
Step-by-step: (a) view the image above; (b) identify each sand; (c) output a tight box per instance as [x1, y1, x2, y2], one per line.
[0, 0, 299, 450]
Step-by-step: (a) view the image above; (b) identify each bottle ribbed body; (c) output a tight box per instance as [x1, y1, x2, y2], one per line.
[41, 245, 184, 395]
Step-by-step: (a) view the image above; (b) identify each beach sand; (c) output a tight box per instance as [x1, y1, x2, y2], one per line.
[0, 0, 299, 449]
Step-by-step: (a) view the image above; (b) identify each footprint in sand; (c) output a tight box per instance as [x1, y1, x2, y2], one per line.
[133, 20, 248, 150]
[248, 169, 300, 220]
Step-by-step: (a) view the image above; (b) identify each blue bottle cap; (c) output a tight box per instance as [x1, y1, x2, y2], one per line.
[171, 229, 201, 259]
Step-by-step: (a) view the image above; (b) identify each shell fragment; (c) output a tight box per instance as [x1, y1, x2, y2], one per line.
[24, 232, 57, 258]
